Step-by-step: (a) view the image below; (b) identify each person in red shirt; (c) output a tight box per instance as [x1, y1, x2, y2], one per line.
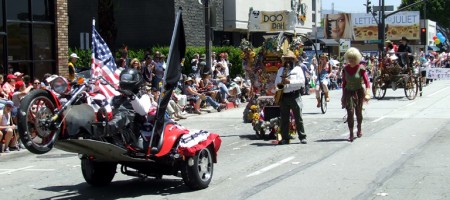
[341, 47, 371, 142]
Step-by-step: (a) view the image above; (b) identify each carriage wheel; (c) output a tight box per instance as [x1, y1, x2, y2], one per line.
[372, 76, 386, 100]
[404, 75, 418, 100]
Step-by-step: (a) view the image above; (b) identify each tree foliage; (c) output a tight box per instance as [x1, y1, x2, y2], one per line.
[399, 0, 450, 29]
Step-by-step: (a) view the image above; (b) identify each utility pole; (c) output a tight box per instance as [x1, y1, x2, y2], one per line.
[200, 0, 212, 73]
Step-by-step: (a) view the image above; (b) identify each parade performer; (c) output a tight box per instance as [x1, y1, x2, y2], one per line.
[315, 53, 332, 107]
[274, 50, 306, 145]
[341, 47, 371, 142]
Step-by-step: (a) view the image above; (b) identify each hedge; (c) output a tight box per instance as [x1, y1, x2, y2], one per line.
[69, 46, 244, 78]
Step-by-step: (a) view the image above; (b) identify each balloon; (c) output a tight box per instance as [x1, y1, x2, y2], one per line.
[435, 39, 441, 44]
[433, 36, 438, 40]
[437, 32, 443, 38]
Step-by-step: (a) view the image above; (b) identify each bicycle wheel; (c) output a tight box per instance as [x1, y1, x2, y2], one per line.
[320, 92, 327, 114]
[404, 75, 418, 100]
[372, 76, 386, 100]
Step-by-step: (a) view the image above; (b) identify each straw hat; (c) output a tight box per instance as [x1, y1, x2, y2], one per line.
[281, 50, 297, 62]
[184, 77, 194, 83]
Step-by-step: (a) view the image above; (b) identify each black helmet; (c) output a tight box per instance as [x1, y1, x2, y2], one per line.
[119, 68, 143, 94]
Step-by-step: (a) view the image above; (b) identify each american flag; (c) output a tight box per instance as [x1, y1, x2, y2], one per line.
[91, 26, 121, 100]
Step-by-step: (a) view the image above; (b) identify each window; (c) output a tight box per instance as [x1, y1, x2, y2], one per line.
[32, 0, 54, 21]
[7, 0, 29, 21]
[7, 22, 30, 60]
[33, 24, 53, 60]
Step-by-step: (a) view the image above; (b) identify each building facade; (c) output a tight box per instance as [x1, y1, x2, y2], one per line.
[0, 0, 67, 79]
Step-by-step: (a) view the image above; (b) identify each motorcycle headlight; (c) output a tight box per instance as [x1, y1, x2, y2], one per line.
[51, 77, 70, 95]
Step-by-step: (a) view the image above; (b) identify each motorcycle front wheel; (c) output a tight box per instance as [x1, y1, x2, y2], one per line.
[17, 89, 59, 154]
[181, 146, 214, 190]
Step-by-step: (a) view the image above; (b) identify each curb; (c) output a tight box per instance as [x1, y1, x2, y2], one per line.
[0, 149, 30, 160]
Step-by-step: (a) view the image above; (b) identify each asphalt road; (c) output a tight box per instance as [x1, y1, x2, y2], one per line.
[1, 80, 450, 200]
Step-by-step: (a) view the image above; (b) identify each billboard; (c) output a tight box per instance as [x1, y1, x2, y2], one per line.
[248, 10, 296, 32]
[323, 11, 420, 41]
[352, 11, 420, 41]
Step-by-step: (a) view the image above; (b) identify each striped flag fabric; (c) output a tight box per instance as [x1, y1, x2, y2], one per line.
[91, 25, 121, 100]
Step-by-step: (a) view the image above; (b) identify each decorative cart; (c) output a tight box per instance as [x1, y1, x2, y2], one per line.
[242, 33, 304, 140]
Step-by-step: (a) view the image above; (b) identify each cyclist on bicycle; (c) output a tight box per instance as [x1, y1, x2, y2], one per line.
[315, 53, 332, 107]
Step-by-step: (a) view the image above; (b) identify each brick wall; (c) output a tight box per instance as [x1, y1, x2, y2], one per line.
[174, 0, 224, 46]
[56, 0, 69, 76]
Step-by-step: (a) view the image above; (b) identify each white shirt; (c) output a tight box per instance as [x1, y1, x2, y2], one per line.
[130, 94, 152, 116]
[219, 60, 229, 76]
[274, 65, 305, 93]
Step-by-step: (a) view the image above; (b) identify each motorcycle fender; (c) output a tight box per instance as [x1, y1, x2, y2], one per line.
[43, 89, 62, 108]
[63, 104, 95, 137]
[155, 123, 189, 157]
[177, 131, 222, 163]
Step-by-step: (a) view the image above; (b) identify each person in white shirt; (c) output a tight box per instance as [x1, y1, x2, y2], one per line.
[274, 50, 306, 145]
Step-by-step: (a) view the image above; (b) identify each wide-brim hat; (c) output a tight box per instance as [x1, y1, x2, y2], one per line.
[233, 77, 242, 82]
[281, 50, 298, 61]
[184, 77, 194, 83]
[200, 54, 206, 60]
[401, 37, 408, 41]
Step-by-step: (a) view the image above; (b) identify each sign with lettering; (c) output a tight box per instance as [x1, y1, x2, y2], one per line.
[426, 68, 450, 80]
[352, 11, 420, 41]
[249, 10, 296, 32]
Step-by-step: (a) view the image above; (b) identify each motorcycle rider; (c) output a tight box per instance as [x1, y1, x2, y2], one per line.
[107, 68, 153, 148]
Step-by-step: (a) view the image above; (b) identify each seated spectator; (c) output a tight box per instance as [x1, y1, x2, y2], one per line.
[0, 100, 18, 153]
[3, 74, 16, 97]
[198, 73, 218, 100]
[0, 75, 8, 99]
[184, 77, 224, 114]
[32, 79, 41, 90]
[213, 63, 226, 79]
[12, 81, 33, 108]
[14, 72, 24, 82]
[232, 77, 250, 102]
[150, 87, 186, 121]
[213, 75, 232, 103]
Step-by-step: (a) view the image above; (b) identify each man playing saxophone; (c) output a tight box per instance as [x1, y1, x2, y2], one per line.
[274, 50, 306, 145]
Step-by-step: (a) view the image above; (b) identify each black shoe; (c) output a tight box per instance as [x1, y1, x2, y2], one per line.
[278, 139, 290, 145]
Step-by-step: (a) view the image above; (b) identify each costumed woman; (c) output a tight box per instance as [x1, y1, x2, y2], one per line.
[341, 47, 371, 142]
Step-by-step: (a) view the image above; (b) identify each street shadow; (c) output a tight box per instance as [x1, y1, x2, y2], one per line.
[38, 177, 193, 200]
[303, 112, 325, 115]
[249, 142, 278, 147]
[315, 139, 349, 143]
[374, 96, 408, 101]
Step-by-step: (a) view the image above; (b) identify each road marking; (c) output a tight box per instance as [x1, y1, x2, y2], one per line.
[427, 87, 448, 97]
[26, 169, 56, 171]
[0, 166, 34, 175]
[405, 102, 416, 107]
[246, 156, 295, 177]
[372, 116, 386, 123]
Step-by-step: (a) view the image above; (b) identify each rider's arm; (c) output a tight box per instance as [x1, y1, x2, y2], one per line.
[130, 94, 152, 116]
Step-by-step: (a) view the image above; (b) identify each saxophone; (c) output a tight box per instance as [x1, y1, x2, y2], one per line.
[274, 66, 289, 105]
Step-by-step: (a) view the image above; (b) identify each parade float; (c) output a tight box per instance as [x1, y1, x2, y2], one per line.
[241, 33, 305, 140]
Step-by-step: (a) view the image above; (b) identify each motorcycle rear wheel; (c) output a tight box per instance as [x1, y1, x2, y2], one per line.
[17, 90, 59, 154]
[81, 159, 117, 186]
[181, 147, 214, 190]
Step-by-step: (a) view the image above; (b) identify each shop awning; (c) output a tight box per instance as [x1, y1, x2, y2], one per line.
[428, 46, 440, 52]
[319, 39, 339, 47]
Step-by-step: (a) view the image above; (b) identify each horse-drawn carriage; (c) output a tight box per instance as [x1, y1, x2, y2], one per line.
[372, 52, 419, 100]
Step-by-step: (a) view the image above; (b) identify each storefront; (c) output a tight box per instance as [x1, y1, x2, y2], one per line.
[0, 0, 67, 79]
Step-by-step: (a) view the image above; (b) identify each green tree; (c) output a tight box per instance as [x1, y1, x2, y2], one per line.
[399, 0, 450, 29]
